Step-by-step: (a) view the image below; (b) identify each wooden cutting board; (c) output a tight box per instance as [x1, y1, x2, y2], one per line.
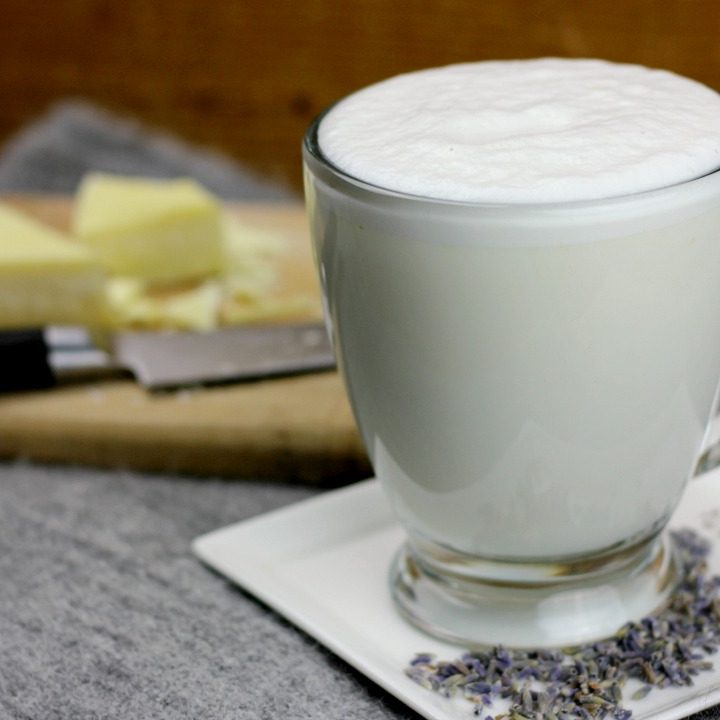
[0, 196, 370, 483]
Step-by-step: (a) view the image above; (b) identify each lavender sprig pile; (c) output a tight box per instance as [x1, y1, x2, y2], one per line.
[405, 530, 720, 719]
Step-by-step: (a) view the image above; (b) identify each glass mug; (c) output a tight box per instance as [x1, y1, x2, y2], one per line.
[303, 111, 720, 647]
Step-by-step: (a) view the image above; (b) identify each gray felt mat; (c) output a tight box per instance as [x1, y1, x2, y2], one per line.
[0, 102, 716, 719]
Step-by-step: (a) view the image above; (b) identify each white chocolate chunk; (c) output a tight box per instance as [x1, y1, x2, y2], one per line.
[73, 174, 224, 282]
[0, 203, 105, 328]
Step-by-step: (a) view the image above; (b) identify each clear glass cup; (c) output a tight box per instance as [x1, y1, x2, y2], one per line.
[303, 110, 720, 647]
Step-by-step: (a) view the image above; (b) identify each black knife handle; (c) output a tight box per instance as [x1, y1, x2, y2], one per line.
[0, 329, 56, 392]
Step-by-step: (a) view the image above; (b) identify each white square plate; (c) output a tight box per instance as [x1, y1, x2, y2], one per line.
[193, 469, 720, 719]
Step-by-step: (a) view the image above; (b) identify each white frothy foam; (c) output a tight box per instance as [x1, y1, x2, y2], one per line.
[318, 58, 720, 203]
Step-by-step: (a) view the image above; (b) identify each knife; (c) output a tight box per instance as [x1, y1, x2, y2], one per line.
[0, 322, 336, 392]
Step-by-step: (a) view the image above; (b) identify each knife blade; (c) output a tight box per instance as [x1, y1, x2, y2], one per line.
[1, 322, 336, 392]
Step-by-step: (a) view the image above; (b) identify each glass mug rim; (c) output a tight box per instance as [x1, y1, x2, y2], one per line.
[303, 104, 720, 212]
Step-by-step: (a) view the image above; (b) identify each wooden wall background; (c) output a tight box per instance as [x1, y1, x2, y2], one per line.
[0, 0, 719, 195]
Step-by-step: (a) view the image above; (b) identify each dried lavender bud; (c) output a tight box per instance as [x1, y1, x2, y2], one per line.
[405, 530, 719, 719]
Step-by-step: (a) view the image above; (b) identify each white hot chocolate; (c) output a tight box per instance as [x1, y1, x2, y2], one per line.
[307, 59, 720, 561]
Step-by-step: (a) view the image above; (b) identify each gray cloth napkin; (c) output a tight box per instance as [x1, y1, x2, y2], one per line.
[0, 461, 414, 719]
[0, 100, 296, 200]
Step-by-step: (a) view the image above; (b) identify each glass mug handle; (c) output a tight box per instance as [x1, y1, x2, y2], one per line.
[695, 376, 720, 475]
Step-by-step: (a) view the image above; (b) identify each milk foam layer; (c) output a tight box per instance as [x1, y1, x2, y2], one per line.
[319, 59, 720, 203]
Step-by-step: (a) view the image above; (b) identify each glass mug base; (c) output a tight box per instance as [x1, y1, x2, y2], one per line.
[389, 531, 680, 648]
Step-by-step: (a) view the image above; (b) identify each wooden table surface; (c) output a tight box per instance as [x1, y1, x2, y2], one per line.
[0, 196, 370, 484]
